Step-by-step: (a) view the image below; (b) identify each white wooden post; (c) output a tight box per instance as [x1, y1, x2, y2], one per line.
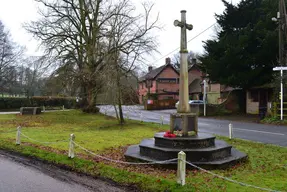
[281, 69, 283, 120]
[177, 151, 186, 186]
[229, 123, 233, 139]
[43, 106, 45, 112]
[16, 126, 21, 145]
[203, 80, 207, 116]
[140, 112, 143, 122]
[273, 66, 287, 120]
[68, 134, 75, 158]
[62, 105, 65, 111]
[160, 115, 164, 125]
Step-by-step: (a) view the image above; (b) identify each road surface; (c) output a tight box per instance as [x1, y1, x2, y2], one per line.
[0, 110, 70, 115]
[0, 152, 126, 192]
[99, 105, 287, 147]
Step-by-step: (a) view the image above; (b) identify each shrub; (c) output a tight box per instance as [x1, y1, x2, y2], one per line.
[0, 96, 77, 110]
[82, 106, 100, 113]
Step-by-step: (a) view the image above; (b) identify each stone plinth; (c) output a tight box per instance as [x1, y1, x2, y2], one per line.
[125, 132, 247, 168]
[170, 113, 198, 136]
[154, 132, 215, 149]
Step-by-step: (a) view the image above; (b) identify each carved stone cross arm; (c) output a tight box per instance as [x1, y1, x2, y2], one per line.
[174, 10, 193, 53]
[174, 20, 193, 30]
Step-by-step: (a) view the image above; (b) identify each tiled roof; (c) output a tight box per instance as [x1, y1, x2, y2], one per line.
[139, 64, 178, 82]
[138, 62, 202, 82]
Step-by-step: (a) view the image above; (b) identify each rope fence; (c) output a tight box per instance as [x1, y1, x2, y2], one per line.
[73, 141, 177, 165]
[20, 132, 68, 144]
[0, 123, 284, 191]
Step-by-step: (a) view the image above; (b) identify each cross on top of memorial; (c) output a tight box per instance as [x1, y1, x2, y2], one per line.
[174, 10, 193, 53]
[174, 10, 193, 113]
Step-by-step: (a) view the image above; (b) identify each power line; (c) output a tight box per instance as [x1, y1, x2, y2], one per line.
[150, 23, 216, 65]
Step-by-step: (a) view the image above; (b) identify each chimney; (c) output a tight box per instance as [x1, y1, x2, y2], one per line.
[191, 58, 197, 65]
[165, 57, 171, 65]
[148, 66, 153, 72]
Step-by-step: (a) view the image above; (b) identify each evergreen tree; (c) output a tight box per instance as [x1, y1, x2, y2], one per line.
[200, 0, 278, 89]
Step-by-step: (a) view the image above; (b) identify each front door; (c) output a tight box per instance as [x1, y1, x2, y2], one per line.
[259, 90, 267, 109]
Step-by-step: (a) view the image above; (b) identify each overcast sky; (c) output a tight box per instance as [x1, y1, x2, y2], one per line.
[0, 0, 240, 68]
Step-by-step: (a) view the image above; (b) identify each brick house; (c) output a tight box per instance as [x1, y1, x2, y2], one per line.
[139, 57, 273, 115]
[138, 58, 207, 104]
[138, 58, 180, 104]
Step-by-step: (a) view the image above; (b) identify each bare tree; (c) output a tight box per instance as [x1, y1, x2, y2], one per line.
[19, 56, 49, 99]
[0, 20, 24, 96]
[172, 51, 200, 69]
[25, 0, 159, 113]
[100, 2, 159, 123]
[43, 64, 80, 96]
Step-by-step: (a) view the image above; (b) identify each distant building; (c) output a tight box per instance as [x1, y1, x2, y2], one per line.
[138, 58, 207, 104]
[246, 84, 273, 115]
[138, 57, 236, 106]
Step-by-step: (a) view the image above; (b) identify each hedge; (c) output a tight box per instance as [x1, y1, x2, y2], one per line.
[0, 96, 77, 110]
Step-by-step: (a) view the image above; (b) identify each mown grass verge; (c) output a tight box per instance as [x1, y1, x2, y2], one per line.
[0, 110, 286, 192]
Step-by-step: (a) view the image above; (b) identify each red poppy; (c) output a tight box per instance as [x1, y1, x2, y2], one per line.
[164, 131, 176, 138]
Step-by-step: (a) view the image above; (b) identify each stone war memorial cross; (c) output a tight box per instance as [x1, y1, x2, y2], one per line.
[124, 10, 247, 168]
[170, 10, 198, 137]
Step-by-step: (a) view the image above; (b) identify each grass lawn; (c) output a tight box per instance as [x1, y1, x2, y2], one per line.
[0, 110, 286, 192]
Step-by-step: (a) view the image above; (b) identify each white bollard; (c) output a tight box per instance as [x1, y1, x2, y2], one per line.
[16, 126, 21, 145]
[62, 105, 65, 111]
[160, 115, 164, 125]
[43, 106, 45, 112]
[140, 112, 143, 122]
[68, 134, 75, 158]
[229, 123, 233, 139]
[177, 151, 186, 186]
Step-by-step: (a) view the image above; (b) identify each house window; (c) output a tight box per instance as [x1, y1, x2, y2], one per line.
[165, 96, 173, 99]
[250, 90, 259, 102]
[157, 78, 177, 83]
[267, 90, 273, 102]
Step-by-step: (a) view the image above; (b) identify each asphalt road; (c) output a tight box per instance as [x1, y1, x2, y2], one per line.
[0, 110, 70, 115]
[99, 105, 287, 147]
[0, 152, 126, 192]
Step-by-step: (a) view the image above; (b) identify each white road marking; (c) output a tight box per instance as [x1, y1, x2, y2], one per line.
[198, 122, 211, 126]
[234, 128, 285, 136]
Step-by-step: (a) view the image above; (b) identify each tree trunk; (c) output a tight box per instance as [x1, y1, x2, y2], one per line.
[116, 68, 124, 124]
[113, 104, 119, 120]
[87, 84, 95, 108]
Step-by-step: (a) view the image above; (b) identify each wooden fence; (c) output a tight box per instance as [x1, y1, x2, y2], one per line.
[272, 102, 287, 117]
[144, 99, 177, 110]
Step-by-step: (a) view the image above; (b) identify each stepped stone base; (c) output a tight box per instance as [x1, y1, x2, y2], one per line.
[124, 132, 247, 169]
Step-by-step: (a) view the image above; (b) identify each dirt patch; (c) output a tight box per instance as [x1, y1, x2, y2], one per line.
[1, 115, 51, 127]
